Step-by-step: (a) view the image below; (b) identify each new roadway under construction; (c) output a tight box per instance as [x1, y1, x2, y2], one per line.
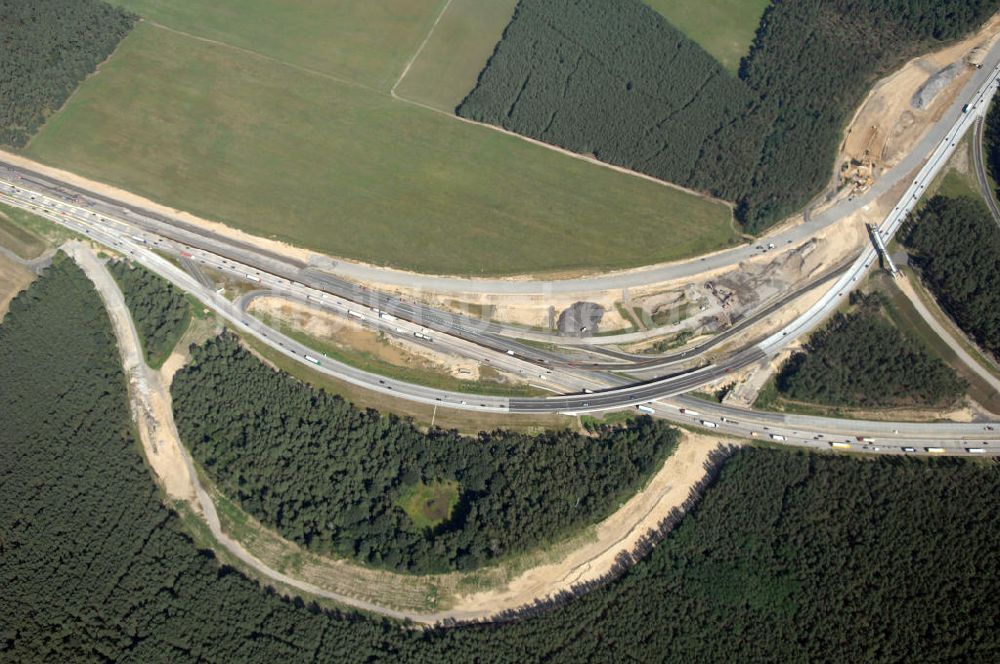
[2, 51, 1000, 457]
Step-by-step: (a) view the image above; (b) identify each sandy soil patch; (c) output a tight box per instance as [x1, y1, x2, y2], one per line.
[158, 315, 222, 389]
[68, 243, 195, 502]
[840, 16, 1000, 180]
[444, 433, 740, 619]
[248, 296, 483, 379]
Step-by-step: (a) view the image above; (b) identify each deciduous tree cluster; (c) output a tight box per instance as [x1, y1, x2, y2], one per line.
[459, 0, 998, 232]
[171, 333, 679, 573]
[0, 0, 135, 147]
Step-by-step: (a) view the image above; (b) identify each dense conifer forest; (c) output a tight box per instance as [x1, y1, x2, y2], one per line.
[986, 98, 1000, 187]
[3, 264, 998, 662]
[107, 258, 190, 367]
[903, 195, 1000, 359]
[775, 292, 966, 408]
[171, 333, 679, 573]
[460, 0, 998, 231]
[0, 0, 135, 147]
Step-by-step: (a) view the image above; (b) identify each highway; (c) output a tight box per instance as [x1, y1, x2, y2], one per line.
[1, 54, 999, 455]
[4, 39, 1000, 308]
[235, 257, 849, 376]
[759, 61, 1000, 355]
[6, 179, 1000, 456]
[258, 39, 1000, 295]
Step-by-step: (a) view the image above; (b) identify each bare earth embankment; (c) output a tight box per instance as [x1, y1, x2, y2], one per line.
[49, 273, 739, 623]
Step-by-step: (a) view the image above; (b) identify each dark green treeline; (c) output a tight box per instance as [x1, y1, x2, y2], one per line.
[3, 256, 999, 662]
[459, 0, 998, 232]
[107, 258, 191, 367]
[0, 0, 136, 147]
[171, 333, 679, 574]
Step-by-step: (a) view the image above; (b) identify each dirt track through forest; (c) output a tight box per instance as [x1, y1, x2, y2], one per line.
[72, 240, 737, 622]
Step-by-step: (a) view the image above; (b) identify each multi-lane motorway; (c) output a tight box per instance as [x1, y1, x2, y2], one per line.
[3, 176, 998, 454]
[2, 56, 999, 454]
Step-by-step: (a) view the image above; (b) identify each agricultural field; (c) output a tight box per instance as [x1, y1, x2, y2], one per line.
[394, 0, 520, 111]
[109, 0, 442, 90]
[643, 0, 771, 73]
[460, 0, 999, 232]
[0, 252, 34, 318]
[25, 18, 734, 276]
[0, 0, 135, 147]
[0, 203, 48, 260]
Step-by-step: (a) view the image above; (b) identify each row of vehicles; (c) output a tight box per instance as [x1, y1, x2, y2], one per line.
[672, 405, 991, 455]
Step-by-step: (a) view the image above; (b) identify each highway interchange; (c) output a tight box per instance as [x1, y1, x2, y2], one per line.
[2, 57, 1000, 456]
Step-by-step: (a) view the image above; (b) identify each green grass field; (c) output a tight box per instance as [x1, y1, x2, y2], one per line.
[26, 22, 735, 276]
[109, 0, 443, 90]
[0, 204, 48, 259]
[396, 480, 461, 530]
[935, 169, 980, 201]
[643, 0, 771, 73]
[394, 0, 520, 111]
[922, 129, 981, 203]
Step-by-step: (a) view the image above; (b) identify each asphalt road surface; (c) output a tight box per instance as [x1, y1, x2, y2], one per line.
[2, 57, 999, 454]
[5, 185, 999, 454]
[973, 114, 1000, 227]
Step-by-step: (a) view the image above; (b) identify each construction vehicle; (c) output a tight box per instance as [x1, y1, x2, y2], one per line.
[846, 125, 884, 194]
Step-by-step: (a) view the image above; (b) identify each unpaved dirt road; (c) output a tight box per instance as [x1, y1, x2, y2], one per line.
[74, 239, 738, 623]
[68, 242, 194, 501]
[896, 276, 1000, 393]
[444, 433, 738, 619]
